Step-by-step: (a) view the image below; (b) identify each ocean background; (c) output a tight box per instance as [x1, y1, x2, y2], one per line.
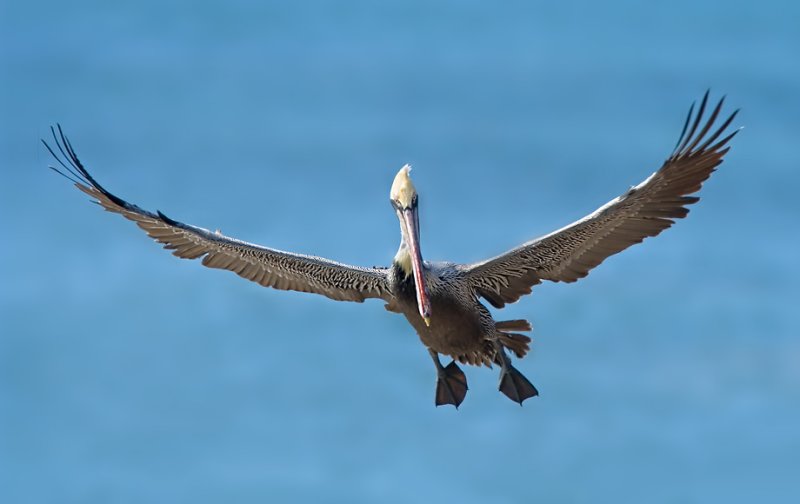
[2, 1, 798, 502]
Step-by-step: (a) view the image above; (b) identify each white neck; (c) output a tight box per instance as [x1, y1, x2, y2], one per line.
[394, 243, 413, 277]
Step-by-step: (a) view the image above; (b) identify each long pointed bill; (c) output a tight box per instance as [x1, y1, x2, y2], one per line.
[401, 207, 432, 326]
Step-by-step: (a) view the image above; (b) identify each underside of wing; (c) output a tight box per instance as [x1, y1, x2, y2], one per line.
[463, 91, 740, 308]
[44, 126, 390, 303]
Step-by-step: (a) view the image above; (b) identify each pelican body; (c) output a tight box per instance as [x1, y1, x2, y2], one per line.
[45, 92, 739, 407]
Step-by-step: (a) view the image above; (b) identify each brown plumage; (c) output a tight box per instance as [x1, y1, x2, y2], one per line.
[45, 91, 738, 408]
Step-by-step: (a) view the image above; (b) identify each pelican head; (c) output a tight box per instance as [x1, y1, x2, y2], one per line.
[390, 165, 431, 327]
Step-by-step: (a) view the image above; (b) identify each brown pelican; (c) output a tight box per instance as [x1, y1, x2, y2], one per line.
[44, 92, 738, 407]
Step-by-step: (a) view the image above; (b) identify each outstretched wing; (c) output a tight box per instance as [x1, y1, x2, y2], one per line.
[44, 126, 390, 303]
[462, 91, 739, 308]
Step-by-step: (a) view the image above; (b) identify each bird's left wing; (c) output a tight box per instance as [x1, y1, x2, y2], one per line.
[460, 92, 739, 308]
[44, 126, 390, 303]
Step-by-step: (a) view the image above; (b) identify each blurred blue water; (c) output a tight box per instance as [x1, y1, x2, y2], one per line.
[2, 1, 799, 502]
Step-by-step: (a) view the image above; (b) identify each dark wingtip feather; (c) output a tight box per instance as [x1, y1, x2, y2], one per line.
[676, 90, 710, 154]
[47, 165, 83, 185]
[43, 128, 87, 185]
[43, 125, 134, 210]
[683, 96, 725, 154]
[671, 92, 740, 160]
[695, 108, 741, 153]
[706, 129, 740, 153]
[674, 102, 695, 153]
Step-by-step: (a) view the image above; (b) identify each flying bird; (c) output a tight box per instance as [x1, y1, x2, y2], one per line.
[44, 92, 739, 408]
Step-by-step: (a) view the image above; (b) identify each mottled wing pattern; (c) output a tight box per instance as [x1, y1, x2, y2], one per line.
[44, 126, 390, 303]
[462, 92, 739, 308]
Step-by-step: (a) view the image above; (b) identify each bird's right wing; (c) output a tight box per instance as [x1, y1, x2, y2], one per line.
[44, 126, 391, 303]
[460, 92, 739, 308]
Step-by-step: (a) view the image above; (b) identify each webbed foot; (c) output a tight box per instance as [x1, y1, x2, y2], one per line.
[435, 361, 468, 408]
[498, 365, 538, 405]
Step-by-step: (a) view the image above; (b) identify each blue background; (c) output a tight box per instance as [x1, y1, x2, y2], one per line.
[2, 1, 798, 502]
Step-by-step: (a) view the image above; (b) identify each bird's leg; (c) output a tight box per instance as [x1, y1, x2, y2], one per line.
[494, 342, 538, 405]
[428, 348, 468, 408]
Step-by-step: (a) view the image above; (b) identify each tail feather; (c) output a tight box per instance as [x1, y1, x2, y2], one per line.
[495, 319, 532, 332]
[495, 318, 532, 358]
[452, 318, 534, 365]
[497, 332, 531, 359]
